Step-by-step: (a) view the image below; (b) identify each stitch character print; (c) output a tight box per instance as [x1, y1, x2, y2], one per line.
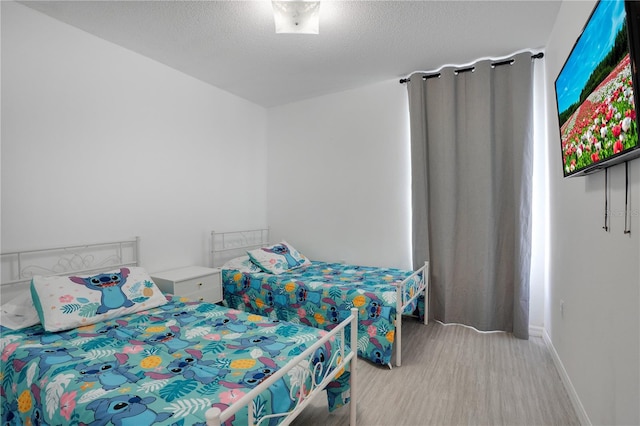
[70, 268, 135, 314]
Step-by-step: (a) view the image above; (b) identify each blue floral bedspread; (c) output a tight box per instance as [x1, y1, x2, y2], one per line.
[222, 261, 423, 366]
[0, 295, 350, 426]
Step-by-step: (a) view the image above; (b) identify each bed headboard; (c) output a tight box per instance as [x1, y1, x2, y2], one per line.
[211, 229, 269, 268]
[0, 237, 139, 302]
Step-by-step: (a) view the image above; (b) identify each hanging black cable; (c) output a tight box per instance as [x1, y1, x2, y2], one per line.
[603, 168, 609, 231]
[399, 52, 544, 83]
[624, 162, 631, 234]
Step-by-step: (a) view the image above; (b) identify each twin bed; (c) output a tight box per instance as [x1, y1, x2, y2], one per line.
[0, 239, 357, 426]
[211, 230, 429, 368]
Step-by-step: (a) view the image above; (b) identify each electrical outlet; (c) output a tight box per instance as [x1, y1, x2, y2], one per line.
[560, 300, 565, 318]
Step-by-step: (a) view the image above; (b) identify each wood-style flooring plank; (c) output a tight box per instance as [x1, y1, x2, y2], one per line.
[292, 318, 580, 426]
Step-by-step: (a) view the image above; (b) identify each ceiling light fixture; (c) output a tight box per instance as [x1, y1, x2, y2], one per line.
[271, 1, 320, 34]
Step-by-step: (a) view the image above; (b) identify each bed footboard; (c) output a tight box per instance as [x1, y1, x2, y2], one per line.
[205, 308, 358, 426]
[393, 261, 429, 367]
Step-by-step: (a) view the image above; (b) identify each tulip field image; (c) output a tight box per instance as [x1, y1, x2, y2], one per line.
[559, 55, 637, 175]
[555, 0, 638, 176]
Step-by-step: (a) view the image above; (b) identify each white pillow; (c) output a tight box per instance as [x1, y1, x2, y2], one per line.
[222, 255, 264, 273]
[0, 291, 40, 330]
[31, 266, 167, 332]
[247, 241, 311, 275]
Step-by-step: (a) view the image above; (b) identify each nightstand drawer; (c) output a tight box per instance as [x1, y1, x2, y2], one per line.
[173, 275, 220, 303]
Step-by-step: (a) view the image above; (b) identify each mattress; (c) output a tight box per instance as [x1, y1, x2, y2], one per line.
[0, 295, 350, 425]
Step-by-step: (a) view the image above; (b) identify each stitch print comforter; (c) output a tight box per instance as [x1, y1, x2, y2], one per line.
[0, 295, 350, 425]
[222, 261, 423, 366]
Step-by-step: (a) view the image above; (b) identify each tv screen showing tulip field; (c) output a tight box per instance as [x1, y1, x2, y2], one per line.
[555, 0, 640, 177]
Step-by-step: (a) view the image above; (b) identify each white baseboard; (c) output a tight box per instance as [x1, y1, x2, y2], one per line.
[541, 329, 592, 426]
[528, 325, 544, 337]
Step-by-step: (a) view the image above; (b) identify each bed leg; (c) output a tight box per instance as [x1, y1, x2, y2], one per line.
[423, 261, 429, 325]
[350, 308, 358, 426]
[395, 313, 402, 367]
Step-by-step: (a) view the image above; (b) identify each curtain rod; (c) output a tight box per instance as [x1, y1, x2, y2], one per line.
[399, 52, 544, 84]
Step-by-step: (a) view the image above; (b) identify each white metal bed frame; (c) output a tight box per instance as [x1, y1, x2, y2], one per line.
[211, 229, 429, 367]
[0, 238, 140, 302]
[0, 238, 358, 425]
[206, 307, 358, 426]
[210, 228, 271, 268]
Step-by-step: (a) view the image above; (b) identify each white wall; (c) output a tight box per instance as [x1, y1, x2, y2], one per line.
[544, 1, 640, 424]
[266, 79, 412, 269]
[1, 2, 268, 282]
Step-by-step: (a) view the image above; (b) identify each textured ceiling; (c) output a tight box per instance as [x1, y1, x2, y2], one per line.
[21, 0, 562, 107]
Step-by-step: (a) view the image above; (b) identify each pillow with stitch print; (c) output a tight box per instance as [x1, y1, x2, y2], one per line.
[247, 241, 311, 274]
[30, 266, 167, 332]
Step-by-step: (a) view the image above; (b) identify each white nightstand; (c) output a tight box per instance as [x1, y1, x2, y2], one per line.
[151, 266, 222, 303]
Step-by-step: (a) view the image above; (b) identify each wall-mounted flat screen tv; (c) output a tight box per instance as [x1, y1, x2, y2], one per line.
[555, 0, 640, 177]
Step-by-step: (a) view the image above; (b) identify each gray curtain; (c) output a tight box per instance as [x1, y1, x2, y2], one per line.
[408, 51, 534, 339]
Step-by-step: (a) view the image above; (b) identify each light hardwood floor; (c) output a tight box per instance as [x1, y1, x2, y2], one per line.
[293, 318, 580, 426]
